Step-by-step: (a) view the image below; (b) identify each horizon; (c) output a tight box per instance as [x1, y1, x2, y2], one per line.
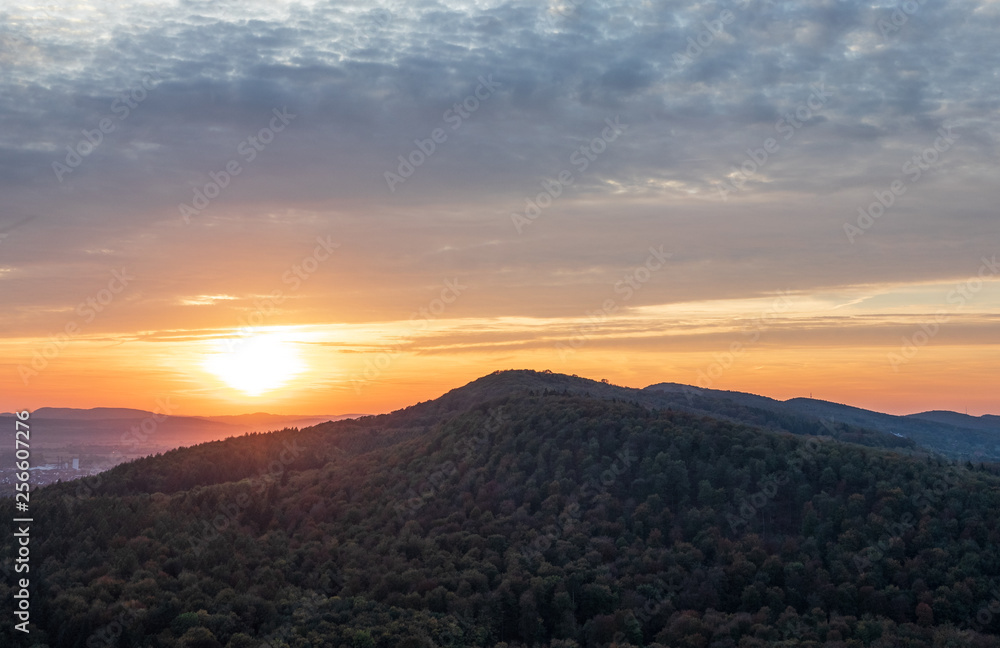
[3, 0, 999, 418]
[8, 369, 998, 420]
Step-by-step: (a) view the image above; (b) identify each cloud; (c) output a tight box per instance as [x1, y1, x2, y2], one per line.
[0, 0, 997, 341]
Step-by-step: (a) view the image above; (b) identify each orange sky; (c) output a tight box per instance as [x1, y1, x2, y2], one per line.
[3, 1, 999, 420]
[5, 299, 998, 417]
[4, 196, 998, 418]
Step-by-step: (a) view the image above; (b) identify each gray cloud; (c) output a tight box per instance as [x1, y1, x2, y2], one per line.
[1, 0, 998, 333]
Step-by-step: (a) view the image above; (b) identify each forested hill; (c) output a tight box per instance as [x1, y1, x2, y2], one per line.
[32, 370, 917, 500]
[4, 371, 1000, 647]
[386, 369, 917, 452]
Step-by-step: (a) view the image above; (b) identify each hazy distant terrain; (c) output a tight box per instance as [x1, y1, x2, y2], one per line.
[0, 409, 363, 492]
[0, 407, 363, 446]
[644, 383, 1000, 462]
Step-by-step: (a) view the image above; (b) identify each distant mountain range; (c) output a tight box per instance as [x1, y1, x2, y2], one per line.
[642, 382, 1000, 462]
[0, 408, 364, 449]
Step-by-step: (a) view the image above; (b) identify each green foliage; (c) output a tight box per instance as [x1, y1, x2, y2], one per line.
[4, 371, 1000, 648]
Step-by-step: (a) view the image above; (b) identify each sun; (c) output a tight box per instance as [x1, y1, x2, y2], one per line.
[204, 332, 305, 396]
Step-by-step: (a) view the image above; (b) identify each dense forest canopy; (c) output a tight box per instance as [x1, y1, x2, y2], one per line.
[3, 370, 1000, 648]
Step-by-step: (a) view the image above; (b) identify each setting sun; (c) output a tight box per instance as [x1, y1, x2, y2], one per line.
[203, 332, 305, 396]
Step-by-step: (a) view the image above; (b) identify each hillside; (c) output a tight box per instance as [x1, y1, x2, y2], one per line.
[646, 383, 1000, 462]
[425, 371, 918, 453]
[4, 370, 1000, 648]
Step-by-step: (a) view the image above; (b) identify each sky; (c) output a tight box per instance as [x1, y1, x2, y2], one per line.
[1, 0, 998, 417]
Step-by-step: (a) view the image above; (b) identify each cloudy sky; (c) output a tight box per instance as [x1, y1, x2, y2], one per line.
[2, 0, 998, 416]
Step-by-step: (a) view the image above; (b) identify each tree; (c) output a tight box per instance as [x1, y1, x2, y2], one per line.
[179, 627, 223, 648]
[916, 602, 934, 627]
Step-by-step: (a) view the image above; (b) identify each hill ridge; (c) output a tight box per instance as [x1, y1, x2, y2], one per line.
[13, 377, 1000, 648]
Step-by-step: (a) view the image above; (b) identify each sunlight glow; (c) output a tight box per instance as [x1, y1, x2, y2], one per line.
[203, 332, 305, 396]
